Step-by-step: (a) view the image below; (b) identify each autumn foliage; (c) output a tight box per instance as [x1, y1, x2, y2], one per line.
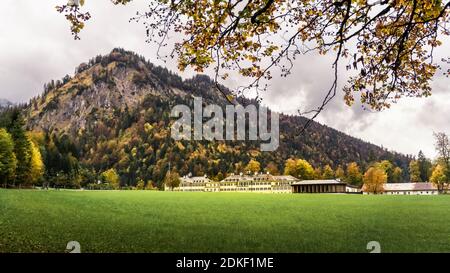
[363, 167, 387, 194]
[57, 0, 450, 121]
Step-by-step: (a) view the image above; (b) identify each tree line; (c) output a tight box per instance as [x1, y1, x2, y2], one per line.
[2, 50, 447, 192]
[1, 107, 448, 192]
[0, 107, 401, 190]
[364, 133, 450, 194]
[0, 109, 44, 187]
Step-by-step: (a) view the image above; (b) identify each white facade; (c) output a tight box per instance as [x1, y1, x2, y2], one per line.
[169, 173, 299, 193]
[346, 185, 360, 193]
[171, 175, 212, 192]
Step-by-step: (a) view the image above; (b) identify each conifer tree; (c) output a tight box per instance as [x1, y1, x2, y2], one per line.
[0, 128, 17, 186]
[9, 112, 32, 186]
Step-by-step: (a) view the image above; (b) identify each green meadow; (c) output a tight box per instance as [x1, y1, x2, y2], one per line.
[0, 189, 449, 253]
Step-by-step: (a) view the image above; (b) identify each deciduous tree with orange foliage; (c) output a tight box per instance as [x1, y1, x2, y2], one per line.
[363, 166, 387, 194]
[284, 158, 315, 180]
[246, 159, 261, 174]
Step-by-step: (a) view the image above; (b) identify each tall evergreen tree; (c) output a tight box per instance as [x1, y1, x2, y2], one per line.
[417, 151, 432, 182]
[8, 111, 32, 186]
[0, 128, 17, 186]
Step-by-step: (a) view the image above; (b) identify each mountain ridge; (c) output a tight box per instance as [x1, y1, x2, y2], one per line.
[18, 48, 412, 186]
[0, 98, 13, 110]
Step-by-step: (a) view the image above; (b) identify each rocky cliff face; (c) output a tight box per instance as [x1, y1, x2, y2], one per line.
[26, 53, 184, 134]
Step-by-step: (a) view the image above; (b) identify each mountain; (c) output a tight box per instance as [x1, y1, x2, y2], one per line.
[0, 98, 13, 110]
[18, 48, 411, 187]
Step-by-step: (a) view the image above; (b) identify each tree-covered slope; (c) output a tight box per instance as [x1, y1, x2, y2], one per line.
[17, 48, 411, 187]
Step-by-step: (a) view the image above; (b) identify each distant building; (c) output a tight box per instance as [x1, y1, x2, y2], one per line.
[170, 175, 213, 192]
[220, 173, 298, 193]
[169, 173, 299, 193]
[291, 179, 361, 194]
[363, 183, 439, 195]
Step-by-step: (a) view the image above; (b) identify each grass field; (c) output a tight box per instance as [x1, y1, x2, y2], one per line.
[0, 189, 449, 253]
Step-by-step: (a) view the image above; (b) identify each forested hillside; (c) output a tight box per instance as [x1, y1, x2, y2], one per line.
[1, 49, 412, 188]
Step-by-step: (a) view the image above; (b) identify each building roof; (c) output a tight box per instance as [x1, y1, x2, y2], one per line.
[383, 183, 438, 191]
[181, 176, 211, 183]
[222, 174, 255, 181]
[291, 179, 346, 186]
[221, 174, 299, 182]
[272, 175, 299, 181]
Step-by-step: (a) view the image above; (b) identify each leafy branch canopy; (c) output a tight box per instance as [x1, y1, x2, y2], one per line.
[57, 0, 450, 125]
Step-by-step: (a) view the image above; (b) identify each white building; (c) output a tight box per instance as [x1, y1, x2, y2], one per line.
[168, 173, 299, 193]
[170, 175, 213, 192]
[363, 183, 439, 195]
[220, 173, 298, 193]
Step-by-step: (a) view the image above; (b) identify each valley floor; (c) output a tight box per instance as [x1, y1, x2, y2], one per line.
[0, 189, 449, 253]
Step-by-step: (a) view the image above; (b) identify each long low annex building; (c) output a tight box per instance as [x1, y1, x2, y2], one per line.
[291, 179, 361, 194]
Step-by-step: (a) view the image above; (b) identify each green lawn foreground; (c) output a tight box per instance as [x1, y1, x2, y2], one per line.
[0, 189, 449, 253]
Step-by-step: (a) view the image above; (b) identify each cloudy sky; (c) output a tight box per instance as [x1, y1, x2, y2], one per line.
[1, 0, 449, 159]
